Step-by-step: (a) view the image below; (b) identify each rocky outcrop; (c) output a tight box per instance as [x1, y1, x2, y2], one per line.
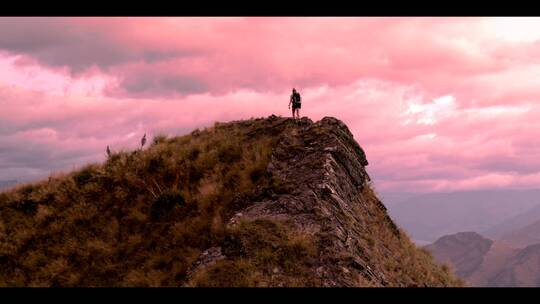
[185, 116, 458, 287]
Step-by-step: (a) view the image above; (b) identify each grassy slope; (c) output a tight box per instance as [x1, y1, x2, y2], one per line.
[0, 119, 284, 286]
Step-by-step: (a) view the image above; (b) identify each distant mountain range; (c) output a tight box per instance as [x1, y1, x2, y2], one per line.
[0, 180, 17, 191]
[426, 232, 540, 287]
[382, 189, 540, 242]
[397, 188, 540, 287]
[498, 218, 540, 249]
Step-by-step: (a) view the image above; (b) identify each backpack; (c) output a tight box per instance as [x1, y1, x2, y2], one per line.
[293, 92, 301, 104]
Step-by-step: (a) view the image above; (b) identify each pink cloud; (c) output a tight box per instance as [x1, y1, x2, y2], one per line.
[1, 17, 540, 193]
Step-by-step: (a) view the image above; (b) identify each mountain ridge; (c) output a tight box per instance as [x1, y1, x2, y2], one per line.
[0, 115, 460, 287]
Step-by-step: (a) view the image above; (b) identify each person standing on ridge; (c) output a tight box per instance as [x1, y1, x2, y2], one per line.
[288, 88, 301, 120]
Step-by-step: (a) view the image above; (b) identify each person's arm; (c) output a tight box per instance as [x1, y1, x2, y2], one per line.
[288, 95, 292, 108]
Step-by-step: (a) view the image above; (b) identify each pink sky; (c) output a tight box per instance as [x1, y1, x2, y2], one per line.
[1, 17, 540, 192]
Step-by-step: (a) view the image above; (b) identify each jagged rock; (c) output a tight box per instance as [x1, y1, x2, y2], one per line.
[185, 115, 459, 287]
[183, 247, 225, 285]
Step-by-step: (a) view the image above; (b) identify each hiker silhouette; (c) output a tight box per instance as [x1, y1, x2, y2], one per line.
[288, 88, 301, 119]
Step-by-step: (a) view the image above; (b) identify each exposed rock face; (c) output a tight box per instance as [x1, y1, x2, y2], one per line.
[231, 116, 377, 286]
[185, 116, 458, 287]
[184, 247, 225, 282]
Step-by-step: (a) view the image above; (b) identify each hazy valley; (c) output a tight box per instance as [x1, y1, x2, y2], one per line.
[385, 190, 540, 286]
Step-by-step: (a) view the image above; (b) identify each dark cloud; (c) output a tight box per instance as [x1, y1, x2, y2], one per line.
[471, 156, 540, 174]
[427, 152, 540, 175]
[0, 137, 101, 182]
[372, 164, 469, 181]
[0, 140, 90, 170]
[0, 18, 67, 52]
[0, 18, 192, 73]
[118, 72, 209, 96]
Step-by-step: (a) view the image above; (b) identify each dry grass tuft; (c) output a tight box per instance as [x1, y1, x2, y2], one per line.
[189, 219, 319, 287]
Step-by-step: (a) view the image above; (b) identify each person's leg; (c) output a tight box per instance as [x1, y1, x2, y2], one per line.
[296, 108, 300, 119]
[291, 107, 295, 118]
